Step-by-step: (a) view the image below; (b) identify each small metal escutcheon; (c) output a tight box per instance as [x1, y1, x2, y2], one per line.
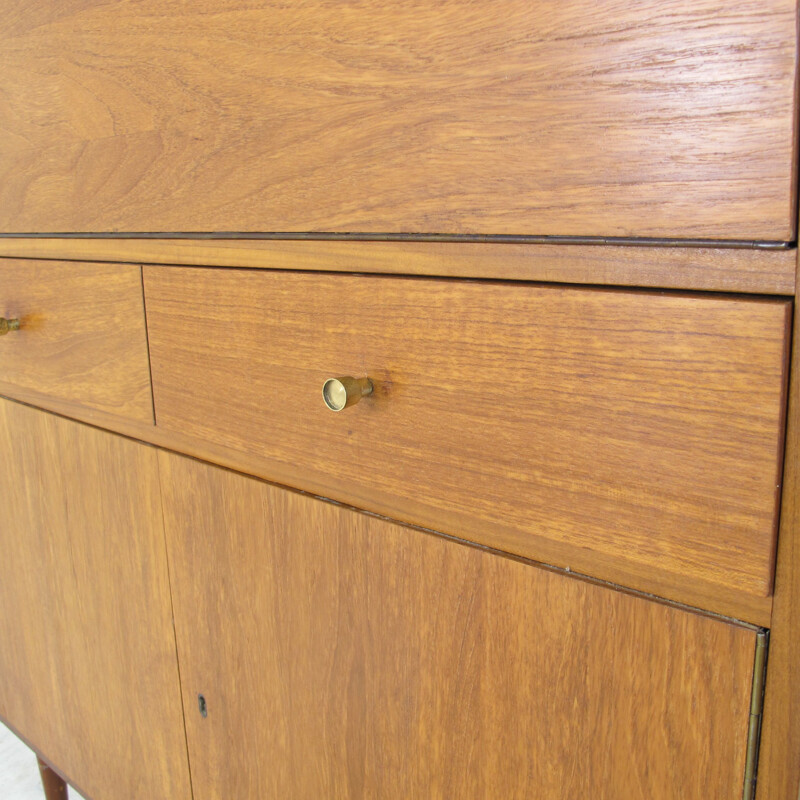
[322, 376, 373, 412]
[0, 317, 20, 336]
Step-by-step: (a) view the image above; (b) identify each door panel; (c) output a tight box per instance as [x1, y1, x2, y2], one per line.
[0, 399, 191, 800]
[159, 448, 758, 800]
[0, 1, 794, 239]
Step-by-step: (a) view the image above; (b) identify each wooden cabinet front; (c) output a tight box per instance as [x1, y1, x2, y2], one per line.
[159, 448, 760, 800]
[0, 399, 191, 800]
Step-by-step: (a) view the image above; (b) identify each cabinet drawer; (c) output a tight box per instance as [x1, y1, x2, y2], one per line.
[144, 267, 790, 615]
[160, 449, 759, 800]
[0, 259, 153, 423]
[0, 1, 795, 239]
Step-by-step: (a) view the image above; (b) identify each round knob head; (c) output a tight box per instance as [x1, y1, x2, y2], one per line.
[322, 376, 373, 412]
[322, 378, 349, 411]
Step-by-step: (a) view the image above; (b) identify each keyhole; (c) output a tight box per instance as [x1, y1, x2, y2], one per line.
[198, 694, 208, 718]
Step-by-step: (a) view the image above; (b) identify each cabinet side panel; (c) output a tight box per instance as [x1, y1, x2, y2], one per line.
[756, 293, 800, 800]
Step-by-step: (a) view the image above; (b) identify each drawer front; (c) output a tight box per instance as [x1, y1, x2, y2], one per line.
[0, 1, 795, 240]
[144, 267, 790, 613]
[160, 449, 757, 800]
[0, 259, 153, 423]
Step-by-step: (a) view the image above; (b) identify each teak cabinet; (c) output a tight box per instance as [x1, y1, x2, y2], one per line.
[1, 2, 799, 799]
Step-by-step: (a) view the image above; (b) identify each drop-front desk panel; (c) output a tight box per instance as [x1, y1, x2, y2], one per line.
[0, 1, 798, 799]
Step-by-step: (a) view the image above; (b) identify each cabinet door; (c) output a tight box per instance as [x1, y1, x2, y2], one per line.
[159, 449, 759, 800]
[0, 1, 795, 240]
[0, 399, 191, 800]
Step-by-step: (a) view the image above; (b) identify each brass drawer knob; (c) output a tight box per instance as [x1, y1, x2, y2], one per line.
[322, 376, 373, 412]
[0, 317, 20, 336]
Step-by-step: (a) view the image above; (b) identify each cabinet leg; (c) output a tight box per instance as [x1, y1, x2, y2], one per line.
[37, 756, 68, 800]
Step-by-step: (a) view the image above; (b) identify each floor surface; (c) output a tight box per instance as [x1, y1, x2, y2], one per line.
[0, 721, 86, 800]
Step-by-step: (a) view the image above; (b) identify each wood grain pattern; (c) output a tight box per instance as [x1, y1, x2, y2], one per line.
[159, 449, 758, 800]
[755, 268, 800, 800]
[0, 383, 774, 626]
[0, 1, 795, 239]
[0, 398, 191, 800]
[0, 259, 153, 422]
[144, 267, 790, 613]
[0, 238, 794, 295]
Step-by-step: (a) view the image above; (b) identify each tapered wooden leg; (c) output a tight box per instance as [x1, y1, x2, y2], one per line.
[37, 756, 68, 800]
